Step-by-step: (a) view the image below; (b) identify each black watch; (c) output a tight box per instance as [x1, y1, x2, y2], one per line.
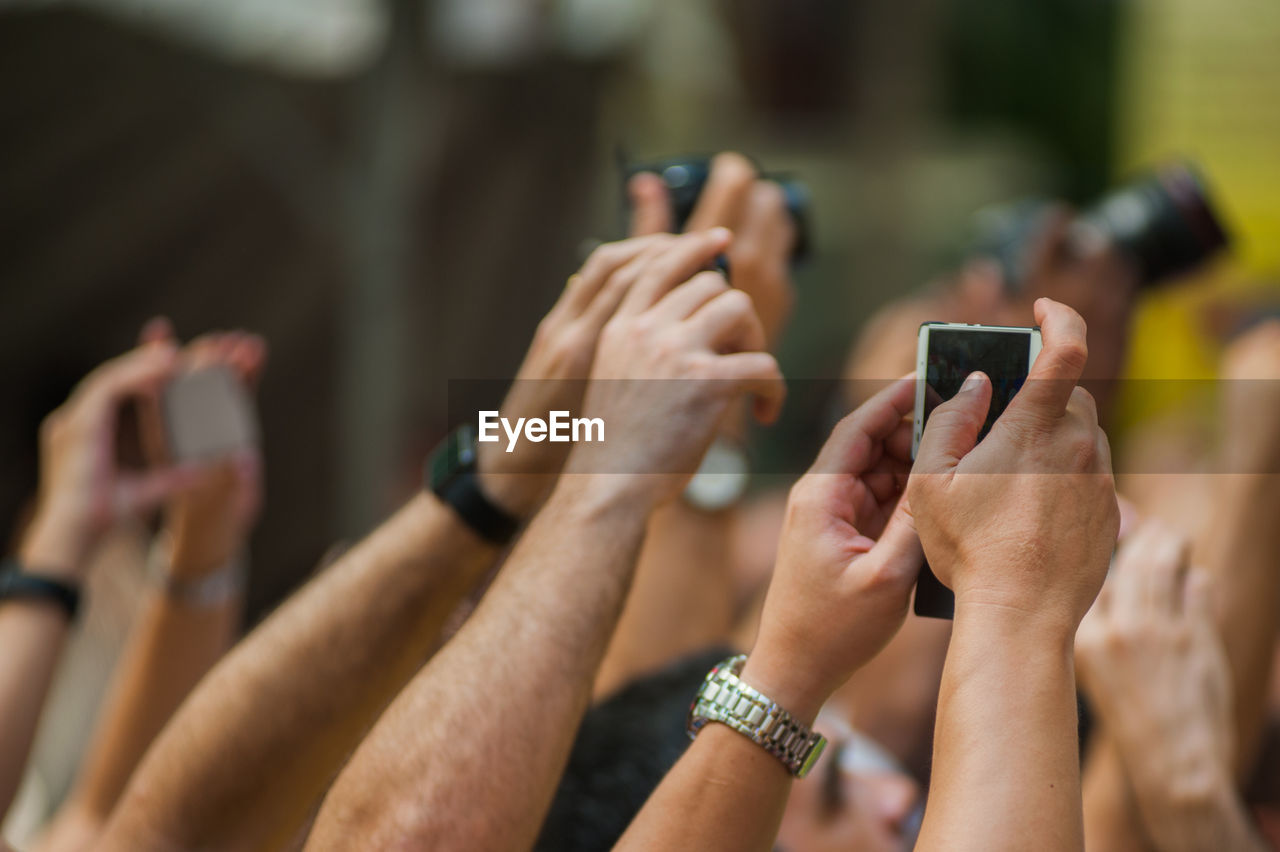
[425, 424, 520, 546]
[0, 558, 81, 620]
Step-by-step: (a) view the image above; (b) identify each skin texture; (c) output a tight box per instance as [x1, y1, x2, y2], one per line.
[1, 341, 207, 823]
[304, 230, 783, 851]
[1077, 520, 1267, 852]
[596, 151, 796, 699]
[36, 327, 267, 852]
[908, 298, 1118, 851]
[92, 234, 685, 851]
[616, 374, 924, 851]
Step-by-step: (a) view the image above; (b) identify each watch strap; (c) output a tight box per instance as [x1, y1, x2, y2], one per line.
[687, 654, 827, 778]
[0, 558, 80, 620]
[426, 425, 520, 546]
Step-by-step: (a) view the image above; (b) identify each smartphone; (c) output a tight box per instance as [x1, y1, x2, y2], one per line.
[161, 365, 258, 462]
[911, 322, 1042, 619]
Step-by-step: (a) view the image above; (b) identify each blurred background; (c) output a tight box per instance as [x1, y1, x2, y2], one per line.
[1, 1, 1278, 821]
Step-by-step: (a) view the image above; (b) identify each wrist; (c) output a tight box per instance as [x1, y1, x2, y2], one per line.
[739, 645, 829, 727]
[952, 596, 1077, 658]
[18, 508, 95, 581]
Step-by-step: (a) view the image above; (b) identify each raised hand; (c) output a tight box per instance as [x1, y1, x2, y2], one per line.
[744, 374, 923, 723]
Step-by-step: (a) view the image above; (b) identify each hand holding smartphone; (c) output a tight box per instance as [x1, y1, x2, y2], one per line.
[911, 322, 1042, 618]
[161, 365, 259, 462]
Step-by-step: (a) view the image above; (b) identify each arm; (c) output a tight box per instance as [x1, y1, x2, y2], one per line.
[1078, 520, 1267, 852]
[617, 374, 925, 851]
[2, 342, 199, 820]
[37, 330, 267, 852]
[96, 232, 733, 852]
[909, 298, 1119, 849]
[596, 152, 796, 697]
[305, 228, 785, 850]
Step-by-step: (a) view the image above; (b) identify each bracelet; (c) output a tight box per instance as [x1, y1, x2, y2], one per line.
[147, 534, 247, 609]
[0, 557, 81, 620]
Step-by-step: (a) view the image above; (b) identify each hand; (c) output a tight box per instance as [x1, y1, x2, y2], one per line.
[562, 229, 784, 508]
[907, 298, 1119, 632]
[1220, 319, 1280, 471]
[20, 340, 208, 579]
[476, 234, 680, 518]
[743, 375, 923, 724]
[1076, 520, 1234, 833]
[629, 152, 795, 350]
[139, 320, 267, 576]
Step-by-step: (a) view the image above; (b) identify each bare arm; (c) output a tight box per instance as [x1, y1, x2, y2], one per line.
[2, 342, 199, 821]
[37, 330, 265, 852]
[617, 375, 924, 851]
[910, 299, 1118, 850]
[305, 228, 784, 850]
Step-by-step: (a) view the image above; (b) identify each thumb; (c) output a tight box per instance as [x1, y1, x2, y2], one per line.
[869, 495, 924, 581]
[913, 371, 992, 475]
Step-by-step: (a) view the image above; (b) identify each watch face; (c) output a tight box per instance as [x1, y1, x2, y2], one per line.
[683, 441, 749, 511]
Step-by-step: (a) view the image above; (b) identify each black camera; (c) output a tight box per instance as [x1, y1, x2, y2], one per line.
[623, 155, 812, 263]
[973, 161, 1230, 291]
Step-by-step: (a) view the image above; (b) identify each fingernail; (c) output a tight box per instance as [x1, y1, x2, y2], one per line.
[961, 372, 985, 392]
[709, 227, 732, 243]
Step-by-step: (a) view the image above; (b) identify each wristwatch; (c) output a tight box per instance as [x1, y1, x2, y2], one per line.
[425, 424, 520, 545]
[687, 654, 827, 778]
[0, 558, 81, 620]
[682, 438, 749, 511]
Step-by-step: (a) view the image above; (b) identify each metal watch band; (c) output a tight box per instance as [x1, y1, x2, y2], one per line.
[425, 424, 520, 546]
[687, 654, 827, 778]
[0, 558, 81, 621]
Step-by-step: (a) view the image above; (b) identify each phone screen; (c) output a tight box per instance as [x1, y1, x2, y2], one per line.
[162, 366, 258, 462]
[914, 325, 1036, 619]
[924, 328, 1031, 441]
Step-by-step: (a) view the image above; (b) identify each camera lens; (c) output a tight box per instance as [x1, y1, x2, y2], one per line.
[1079, 162, 1230, 287]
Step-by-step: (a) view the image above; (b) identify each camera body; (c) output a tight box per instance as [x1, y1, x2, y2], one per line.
[623, 155, 812, 263]
[972, 161, 1230, 292]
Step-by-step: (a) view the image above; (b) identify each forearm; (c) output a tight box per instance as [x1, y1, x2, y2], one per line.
[46, 583, 242, 844]
[616, 724, 791, 852]
[306, 478, 649, 851]
[98, 493, 496, 851]
[595, 502, 736, 698]
[1, 515, 86, 818]
[1196, 473, 1280, 776]
[919, 604, 1081, 851]
[1082, 735, 1153, 852]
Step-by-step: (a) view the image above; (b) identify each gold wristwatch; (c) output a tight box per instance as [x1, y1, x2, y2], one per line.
[686, 654, 827, 778]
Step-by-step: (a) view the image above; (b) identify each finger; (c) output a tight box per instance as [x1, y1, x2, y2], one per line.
[114, 462, 211, 516]
[628, 172, 673, 236]
[1111, 520, 1162, 615]
[868, 498, 924, 585]
[579, 238, 679, 328]
[686, 152, 758, 233]
[686, 287, 766, 353]
[713, 351, 786, 424]
[1183, 567, 1214, 623]
[649, 270, 729, 322]
[813, 374, 916, 475]
[734, 180, 795, 270]
[1116, 493, 1140, 541]
[138, 316, 176, 347]
[912, 371, 993, 475]
[1007, 298, 1088, 420]
[227, 333, 269, 388]
[74, 343, 180, 416]
[565, 235, 671, 315]
[618, 228, 733, 315]
[1138, 527, 1188, 616]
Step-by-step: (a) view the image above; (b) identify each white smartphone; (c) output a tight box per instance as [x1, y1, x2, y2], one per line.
[161, 365, 259, 462]
[911, 322, 1042, 618]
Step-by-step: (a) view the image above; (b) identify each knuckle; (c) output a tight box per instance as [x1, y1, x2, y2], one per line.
[1054, 339, 1089, 374]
